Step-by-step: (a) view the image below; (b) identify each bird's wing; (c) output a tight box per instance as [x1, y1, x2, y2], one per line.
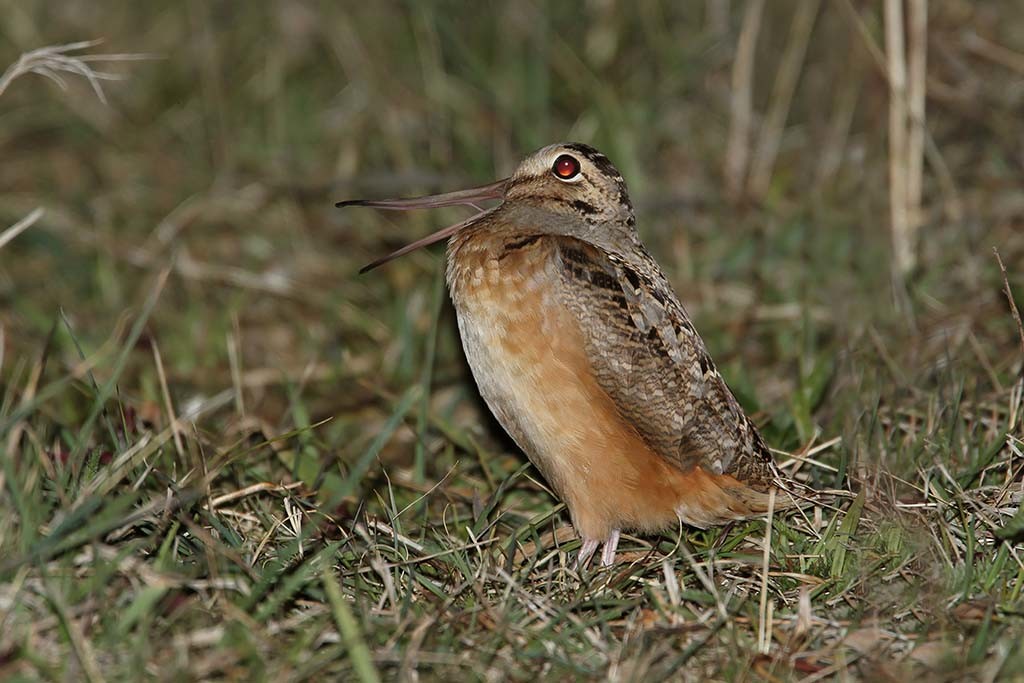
[553, 236, 780, 490]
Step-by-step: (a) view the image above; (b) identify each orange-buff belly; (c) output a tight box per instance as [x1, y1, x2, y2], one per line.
[447, 235, 753, 542]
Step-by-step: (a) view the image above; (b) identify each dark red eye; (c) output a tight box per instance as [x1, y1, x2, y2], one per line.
[552, 154, 581, 180]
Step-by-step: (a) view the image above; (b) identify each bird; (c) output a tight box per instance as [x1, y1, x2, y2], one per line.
[338, 142, 800, 568]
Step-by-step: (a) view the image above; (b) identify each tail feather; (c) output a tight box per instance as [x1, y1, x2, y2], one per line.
[675, 467, 831, 529]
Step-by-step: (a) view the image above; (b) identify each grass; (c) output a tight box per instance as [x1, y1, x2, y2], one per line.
[2, 2, 1024, 680]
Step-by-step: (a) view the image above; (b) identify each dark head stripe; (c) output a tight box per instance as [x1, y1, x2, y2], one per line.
[562, 142, 623, 181]
[562, 143, 633, 222]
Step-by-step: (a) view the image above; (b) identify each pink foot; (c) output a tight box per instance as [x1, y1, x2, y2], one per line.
[575, 538, 599, 569]
[575, 530, 621, 569]
[600, 529, 620, 567]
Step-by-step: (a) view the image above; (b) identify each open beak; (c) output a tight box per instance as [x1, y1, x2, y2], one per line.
[337, 178, 508, 273]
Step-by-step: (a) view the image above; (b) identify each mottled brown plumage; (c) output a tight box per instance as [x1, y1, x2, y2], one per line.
[339, 142, 799, 567]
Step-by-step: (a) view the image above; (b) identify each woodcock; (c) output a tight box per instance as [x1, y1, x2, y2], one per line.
[339, 143, 798, 567]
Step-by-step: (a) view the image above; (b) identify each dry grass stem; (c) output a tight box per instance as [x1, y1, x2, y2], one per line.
[227, 314, 246, 417]
[963, 30, 1024, 75]
[749, 0, 820, 197]
[884, 0, 929, 277]
[151, 338, 186, 460]
[724, 0, 765, 200]
[994, 249, 1024, 360]
[0, 207, 44, 251]
[0, 39, 150, 102]
[885, 0, 911, 275]
[906, 0, 928, 259]
[757, 488, 777, 654]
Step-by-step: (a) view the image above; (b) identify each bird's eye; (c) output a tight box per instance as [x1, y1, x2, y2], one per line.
[552, 154, 581, 180]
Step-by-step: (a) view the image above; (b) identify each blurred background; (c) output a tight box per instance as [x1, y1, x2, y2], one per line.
[2, 0, 1023, 539]
[3, 1, 1024, 678]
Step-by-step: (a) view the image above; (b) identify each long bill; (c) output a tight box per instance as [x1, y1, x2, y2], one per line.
[337, 178, 508, 274]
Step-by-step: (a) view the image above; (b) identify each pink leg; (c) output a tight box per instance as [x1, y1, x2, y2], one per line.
[575, 538, 599, 569]
[600, 529, 621, 567]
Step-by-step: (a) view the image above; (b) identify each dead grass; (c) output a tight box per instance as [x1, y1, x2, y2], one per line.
[1, 2, 1024, 681]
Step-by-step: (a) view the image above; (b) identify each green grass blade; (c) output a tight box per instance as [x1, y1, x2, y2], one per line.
[322, 567, 382, 683]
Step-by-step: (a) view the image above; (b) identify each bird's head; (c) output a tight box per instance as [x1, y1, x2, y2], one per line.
[338, 142, 635, 273]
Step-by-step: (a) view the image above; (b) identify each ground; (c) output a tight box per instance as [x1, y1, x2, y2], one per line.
[1, 2, 1024, 681]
